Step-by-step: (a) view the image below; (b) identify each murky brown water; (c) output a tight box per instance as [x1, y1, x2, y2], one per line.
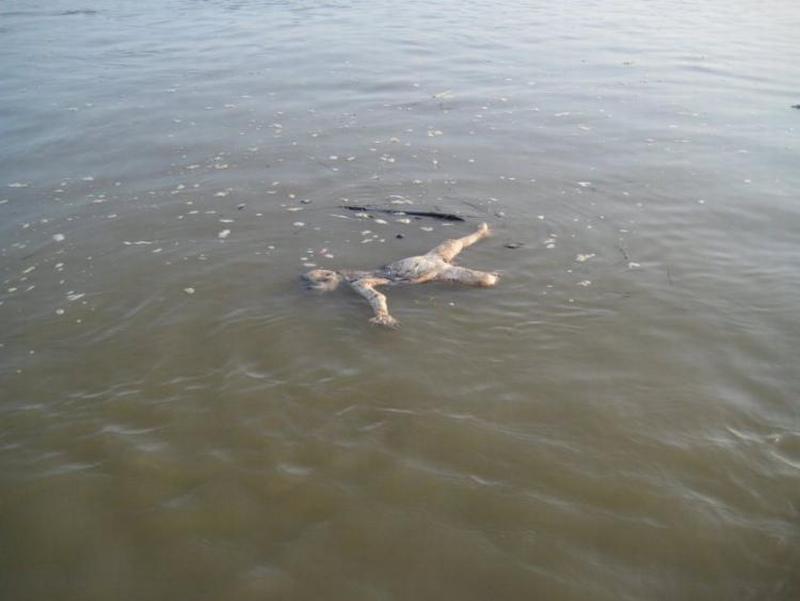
[2, 0, 800, 599]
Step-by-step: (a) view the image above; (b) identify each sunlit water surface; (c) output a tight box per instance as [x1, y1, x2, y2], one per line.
[1, 0, 799, 599]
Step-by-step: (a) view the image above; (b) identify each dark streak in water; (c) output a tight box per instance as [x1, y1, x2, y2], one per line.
[339, 205, 466, 221]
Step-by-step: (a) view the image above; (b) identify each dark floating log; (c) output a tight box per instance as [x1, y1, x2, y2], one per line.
[339, 205, 466, 222]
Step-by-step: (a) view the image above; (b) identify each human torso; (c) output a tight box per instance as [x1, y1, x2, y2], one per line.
[380, 254, 448, 283]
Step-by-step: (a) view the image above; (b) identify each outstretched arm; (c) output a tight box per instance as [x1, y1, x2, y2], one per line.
[428, 222, 491, 262]
[349, 278, 399, 328]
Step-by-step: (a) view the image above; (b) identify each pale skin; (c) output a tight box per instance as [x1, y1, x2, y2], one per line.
[302, 222, 498, 328]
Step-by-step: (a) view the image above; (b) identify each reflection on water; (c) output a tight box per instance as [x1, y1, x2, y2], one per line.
[1, 0, 799, 599]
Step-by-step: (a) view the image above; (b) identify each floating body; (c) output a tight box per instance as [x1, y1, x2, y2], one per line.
[302, 223, 498, 328]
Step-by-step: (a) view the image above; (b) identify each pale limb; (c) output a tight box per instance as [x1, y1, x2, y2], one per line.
[436, 266, 499, 287]
[349, 278, 399, 328]
[428, 222, 491, 262]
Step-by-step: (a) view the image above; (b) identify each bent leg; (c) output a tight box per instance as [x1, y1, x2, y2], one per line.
[349, 278, 399, 328]
[436, 266, 498, 287]
[428, 222, 491, 262]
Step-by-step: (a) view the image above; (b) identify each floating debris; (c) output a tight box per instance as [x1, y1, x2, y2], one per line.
[339, 205, 465, 222]
[293, 221, 305, 227]
[504, 242, 524, 249]
[53, 233, 65, 242]
[218, 229, 231, 239]
[577, 280, 592, 286]
[8, 182, 29, 188]
[183, 287, 195, 295]
[575, 253, 596, 262]
[628, 262, 641, 269]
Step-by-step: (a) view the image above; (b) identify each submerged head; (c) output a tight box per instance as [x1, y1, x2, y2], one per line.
[301, 269, 343, 292]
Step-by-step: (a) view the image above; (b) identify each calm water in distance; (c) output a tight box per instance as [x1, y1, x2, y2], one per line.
[1, 0, 799, 599]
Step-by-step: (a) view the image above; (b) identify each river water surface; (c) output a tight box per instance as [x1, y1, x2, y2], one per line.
[1, 1, 799, 599]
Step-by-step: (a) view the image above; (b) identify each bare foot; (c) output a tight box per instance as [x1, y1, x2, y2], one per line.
[483, 273, 500, 287]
